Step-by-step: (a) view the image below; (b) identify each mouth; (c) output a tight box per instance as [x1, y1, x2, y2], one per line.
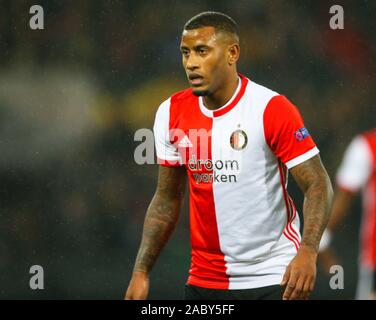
[188, 73, 204, 86]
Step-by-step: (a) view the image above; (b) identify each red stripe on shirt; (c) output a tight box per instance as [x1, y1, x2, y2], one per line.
[278, 161, 300, 251]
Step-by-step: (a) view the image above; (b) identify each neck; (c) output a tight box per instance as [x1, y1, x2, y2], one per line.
[203, 72, 239, 110]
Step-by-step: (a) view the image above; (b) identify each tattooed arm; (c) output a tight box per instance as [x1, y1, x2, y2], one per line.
[125, 165, 187, 300]
[280, 154, 333, 300]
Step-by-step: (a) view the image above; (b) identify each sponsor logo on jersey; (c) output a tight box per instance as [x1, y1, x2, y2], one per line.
[188, 154, 240, 184]
[294, 127, 310, 142]
[230, 130, 248, 150]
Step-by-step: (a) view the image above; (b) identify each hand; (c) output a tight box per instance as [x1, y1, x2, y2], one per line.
[281, 245, 317, 300]
[125, 271, 149, 300]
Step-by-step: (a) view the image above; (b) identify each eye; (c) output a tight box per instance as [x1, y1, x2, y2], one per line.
[198, 48, 208, 55]
[181, 50, 189, 58]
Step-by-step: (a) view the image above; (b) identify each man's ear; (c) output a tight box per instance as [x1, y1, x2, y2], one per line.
[228, 43, 240, 65]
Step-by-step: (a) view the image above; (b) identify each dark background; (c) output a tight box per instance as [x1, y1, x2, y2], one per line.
[0, 0, 374, 299]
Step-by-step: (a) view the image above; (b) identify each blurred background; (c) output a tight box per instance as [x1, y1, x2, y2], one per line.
[0, 0, 375, 299]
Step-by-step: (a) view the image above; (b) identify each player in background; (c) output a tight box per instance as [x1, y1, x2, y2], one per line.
[319, 129, 376, 299]
[126, 11, 333, 300]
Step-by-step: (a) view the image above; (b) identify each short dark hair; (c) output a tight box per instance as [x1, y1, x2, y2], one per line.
[184, 11, 239, 40]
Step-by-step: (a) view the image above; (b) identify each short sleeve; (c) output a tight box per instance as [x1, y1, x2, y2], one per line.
[263, 95, 319, 169]
[153, 98, 182, 166]
[336, 135, 372, 192]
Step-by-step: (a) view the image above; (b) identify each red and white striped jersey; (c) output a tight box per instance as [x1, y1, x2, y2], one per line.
[336, 130, 376, 269]
[153, 74, 319, 289]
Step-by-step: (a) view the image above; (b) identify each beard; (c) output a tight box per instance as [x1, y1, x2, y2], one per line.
[192, 89, 211, 96]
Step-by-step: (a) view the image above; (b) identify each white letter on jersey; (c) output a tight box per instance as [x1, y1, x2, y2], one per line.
[29, 265, 44, 290]
[29, 5, 44, 30]
[134, 128, 154, 165]
[329, 265, 344, 290]
[329, 5, 344, 30]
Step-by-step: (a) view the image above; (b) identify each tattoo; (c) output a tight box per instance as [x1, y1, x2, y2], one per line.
[133, 166, 186, 274]
[290, 155, 333, 252]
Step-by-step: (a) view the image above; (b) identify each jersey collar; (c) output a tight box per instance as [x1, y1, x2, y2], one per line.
[198, 73, 248, 118]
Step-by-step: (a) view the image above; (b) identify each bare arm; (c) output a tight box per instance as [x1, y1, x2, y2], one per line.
[133, 165, 187, 273]
[126, 165, 187, 299]
[281, 154, 333, 300]
[291, 154, 334, 251]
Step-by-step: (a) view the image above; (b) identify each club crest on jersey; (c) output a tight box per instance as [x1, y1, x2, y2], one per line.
[230, 129, 248, 150]
[294, 127, 310, 142]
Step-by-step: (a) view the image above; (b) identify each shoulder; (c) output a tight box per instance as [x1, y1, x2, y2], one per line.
[243, 78, 299, 120]
[358, 129, 376, 156]
[245, 79, 279, 107]
[362, 129, 376, 143]
[245, 77, 301, 112]
[345, 134, 372, 158]
[170, 87, 195, 103]
[156, 87, 195, 117]
[262, 93, 302, 127]
[247, 79, 279, 100]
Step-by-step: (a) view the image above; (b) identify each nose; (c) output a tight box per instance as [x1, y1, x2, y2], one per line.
[186, 54, 199, 71]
